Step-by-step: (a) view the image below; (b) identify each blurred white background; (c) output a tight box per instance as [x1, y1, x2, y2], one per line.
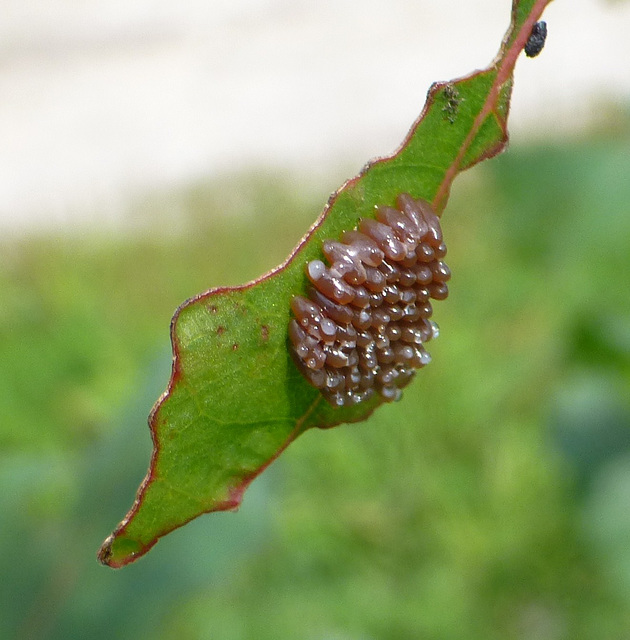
[1, 0, 629, 233]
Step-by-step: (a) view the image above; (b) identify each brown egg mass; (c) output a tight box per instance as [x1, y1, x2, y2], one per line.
[289, 193, 450, 407]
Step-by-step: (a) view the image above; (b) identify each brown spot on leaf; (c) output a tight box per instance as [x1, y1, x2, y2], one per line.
[171, 353, 183, 385]
[232, 343, 239, 351]
[217, 326, 226, 336]
[208, 304, 218, 314]
[261, 325, 269, 341]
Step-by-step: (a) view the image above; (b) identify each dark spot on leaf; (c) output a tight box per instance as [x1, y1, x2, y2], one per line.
[261, 325, 270, 341]
[442, 84, 462, 124]
[208, 304, 218, 314]
[217, 326, 226, 336]
[232, 343, 239, 351]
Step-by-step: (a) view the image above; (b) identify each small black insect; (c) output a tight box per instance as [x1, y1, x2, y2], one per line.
[525, 21, 547, 58]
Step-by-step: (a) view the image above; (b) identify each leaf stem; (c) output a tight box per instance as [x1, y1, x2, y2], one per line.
[433, 0, 553, 211]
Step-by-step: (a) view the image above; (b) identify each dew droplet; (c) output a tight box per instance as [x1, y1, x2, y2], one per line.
[307, 260, 326, 280]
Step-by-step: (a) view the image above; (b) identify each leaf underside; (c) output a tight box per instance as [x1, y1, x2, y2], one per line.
[99, 0, 553, 568]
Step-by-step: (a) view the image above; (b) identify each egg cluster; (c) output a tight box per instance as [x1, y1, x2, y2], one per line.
[289, 193, 450, 407]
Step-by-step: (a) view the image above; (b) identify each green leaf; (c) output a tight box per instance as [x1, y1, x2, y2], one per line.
[99, 0, 554, 568]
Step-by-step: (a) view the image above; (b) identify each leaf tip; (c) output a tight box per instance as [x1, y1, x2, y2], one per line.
[97, 532, 154, 569]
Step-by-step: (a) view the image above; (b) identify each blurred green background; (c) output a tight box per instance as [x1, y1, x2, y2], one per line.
[1, 116, 630, 640]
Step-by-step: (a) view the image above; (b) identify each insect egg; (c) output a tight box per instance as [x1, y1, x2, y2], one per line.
[290, 194, 450, 407]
